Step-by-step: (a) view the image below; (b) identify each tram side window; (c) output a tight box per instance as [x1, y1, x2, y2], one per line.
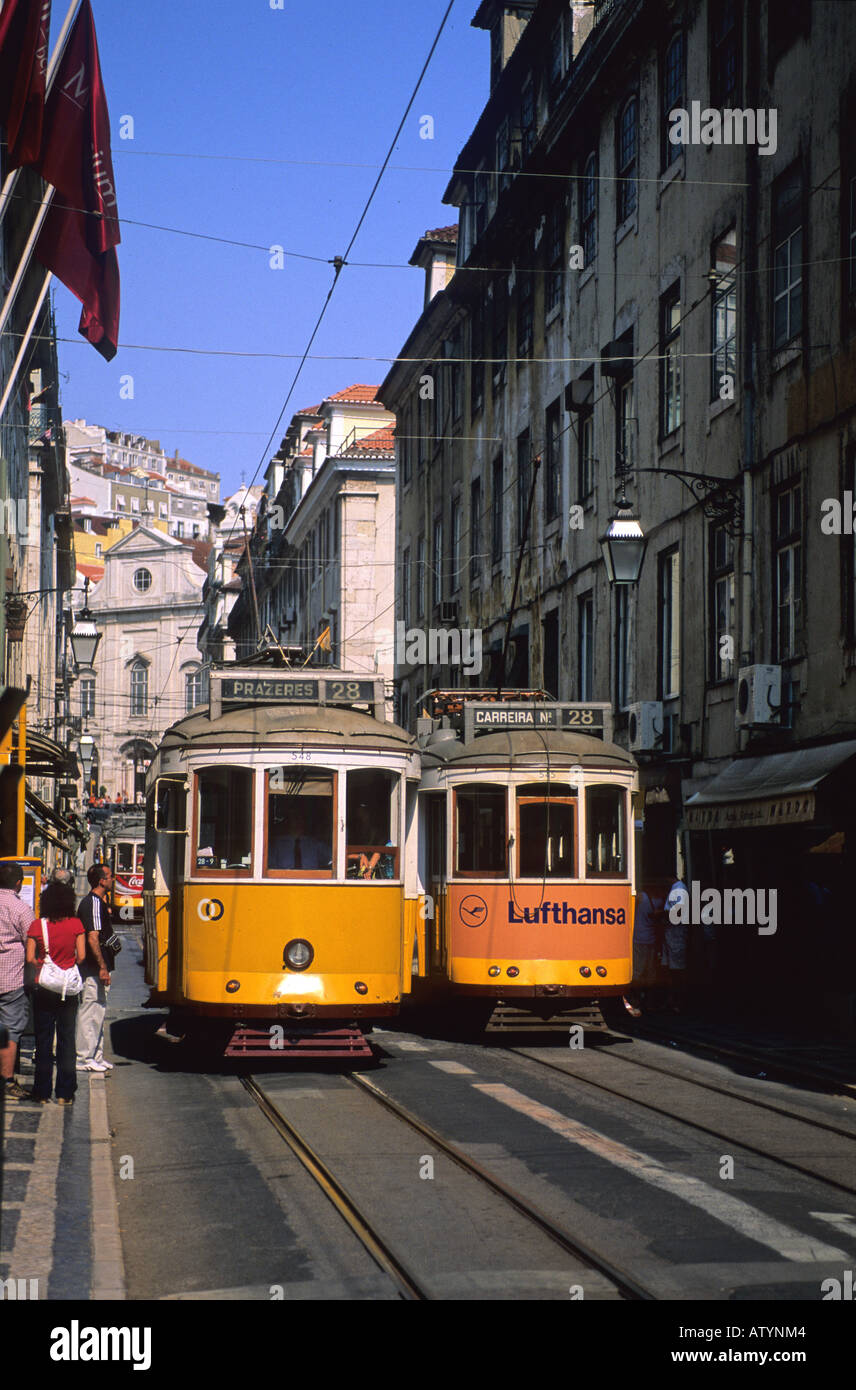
[585, 785, 627, 878]
[346, 769, 400, 879]
[455, 785, 507, 876]
[195, 767, 253, 872]
[116, 843, 134, 873]
[155, 778, 187, 834]
[516, 784, 576, 878]
[266, 770, 335, 876]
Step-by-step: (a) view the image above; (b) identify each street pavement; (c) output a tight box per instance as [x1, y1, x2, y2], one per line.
[3, 934, 856, 1302]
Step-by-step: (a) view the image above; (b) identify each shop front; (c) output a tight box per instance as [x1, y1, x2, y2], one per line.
[684, 740, 856, 1032]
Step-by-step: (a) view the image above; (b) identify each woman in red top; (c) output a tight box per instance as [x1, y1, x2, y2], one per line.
[25, 880, 85, 1104]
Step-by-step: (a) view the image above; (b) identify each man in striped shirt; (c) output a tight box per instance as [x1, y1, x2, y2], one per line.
[75, 864, 115, 1073]
[0, 861, 36, 1101]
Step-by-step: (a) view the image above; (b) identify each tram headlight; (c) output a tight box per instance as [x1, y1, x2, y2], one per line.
[488, 966, 501, 977]
[595, 966, 608, 978]
[506, 966, 519, 978]
[284, 939, 314, 971]
[579, 966, 592, 978]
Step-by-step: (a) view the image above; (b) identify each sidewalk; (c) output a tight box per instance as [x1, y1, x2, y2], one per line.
[0, 940, 135, 1301]
[625, 1002, 856, 1097]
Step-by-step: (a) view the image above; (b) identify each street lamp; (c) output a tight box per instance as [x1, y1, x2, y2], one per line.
[78, 733, 95, 799]
[69, 577, 101, 669]
[599, 495, 647, 586]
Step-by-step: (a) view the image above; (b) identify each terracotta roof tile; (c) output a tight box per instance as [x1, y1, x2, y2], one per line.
[424, 225, 458, 243]
[77, 562, 104, 581]
[340, 424, 396, 456]
[322, 384, 382, 405]
[296, 403, 322, 416]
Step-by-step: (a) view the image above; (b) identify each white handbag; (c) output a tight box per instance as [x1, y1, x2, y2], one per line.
[37, 920, 83, 1001]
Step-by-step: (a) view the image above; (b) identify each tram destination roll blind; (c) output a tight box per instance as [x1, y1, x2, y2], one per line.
[464, 702, 612, 740]
[220, 677, 377, 705]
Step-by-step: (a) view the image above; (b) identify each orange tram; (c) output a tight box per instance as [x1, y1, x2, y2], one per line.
[412, 691, 639, 1026]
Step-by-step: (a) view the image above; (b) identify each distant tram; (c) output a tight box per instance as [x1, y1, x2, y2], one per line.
[413, 692, 638, 1025]
[143, 668, 421, 1057]
[100, 812, 146, 924]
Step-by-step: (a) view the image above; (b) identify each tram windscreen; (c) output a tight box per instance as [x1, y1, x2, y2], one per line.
[455, 785, 507, 876]
[516, 784, 576, 877]
[585, 785, 627, 877]
[195, 767, 253, 871]
[346, 769, 400, 878]
[266, 770, 334, 874]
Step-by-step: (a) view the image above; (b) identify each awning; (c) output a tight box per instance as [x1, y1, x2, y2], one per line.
[684, 740, 856, 829]
[25, 731, 78, 779]
[25, 787, 77, 840]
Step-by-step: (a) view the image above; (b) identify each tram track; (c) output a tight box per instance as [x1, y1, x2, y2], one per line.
[242, 1070, 656, 1301]
[241, 1075, 428, 1300]
[502, 1040, 856, 1198]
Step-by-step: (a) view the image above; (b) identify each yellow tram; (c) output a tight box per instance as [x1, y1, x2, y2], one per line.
[143, 668, 421, 1056]
[413, 692, 638, 1021]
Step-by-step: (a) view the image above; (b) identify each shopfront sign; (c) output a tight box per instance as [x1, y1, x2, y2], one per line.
[685, 792, 816, 830]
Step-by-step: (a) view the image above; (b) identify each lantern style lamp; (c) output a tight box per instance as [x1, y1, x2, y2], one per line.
[599, 495, 647, 586]
[69, 578, 101, 669]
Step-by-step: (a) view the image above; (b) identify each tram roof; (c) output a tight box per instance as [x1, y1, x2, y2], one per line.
[158, 703, 416, 753]
[424, 729, 636, 769]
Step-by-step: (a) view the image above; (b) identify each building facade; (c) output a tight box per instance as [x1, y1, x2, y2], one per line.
[80, 526, 207, 801]
[381, 0, 856, 1025]
[230, 386, 396, 685]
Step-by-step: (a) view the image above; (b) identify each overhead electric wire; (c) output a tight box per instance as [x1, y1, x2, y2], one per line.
[147, 0, 456, 715]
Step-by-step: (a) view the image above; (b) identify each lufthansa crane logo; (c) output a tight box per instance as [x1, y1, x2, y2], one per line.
[458, 894, 488, 928]
[197, 898, 224, 922]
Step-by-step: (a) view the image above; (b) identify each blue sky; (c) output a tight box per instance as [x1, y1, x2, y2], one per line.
[50, 0, 487, 493]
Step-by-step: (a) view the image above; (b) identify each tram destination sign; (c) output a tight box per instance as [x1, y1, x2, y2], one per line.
[215, 675, 379, 711]
[464, 702, 613, 742]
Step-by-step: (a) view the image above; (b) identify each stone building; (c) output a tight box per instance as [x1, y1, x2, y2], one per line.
[381, 0, 856, 1025]
[80, 526, 207, 800]
[230, 386, 396, 686]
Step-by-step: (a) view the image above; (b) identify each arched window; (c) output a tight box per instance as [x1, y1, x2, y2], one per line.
[581, 151, 597, 267]
[617, 97, 638, 223]
[80, 675, 96, 719]
[185, 668, 204, 713]
[661, 32, 685, 169]
[130, 660, 148, 717]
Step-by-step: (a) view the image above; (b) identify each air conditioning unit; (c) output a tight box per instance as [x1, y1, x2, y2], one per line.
[735, 665, 782, 727]
[439, 601, 459, 626]
[627, 701, 664, 752]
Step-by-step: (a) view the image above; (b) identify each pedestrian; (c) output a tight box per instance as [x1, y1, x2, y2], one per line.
[75, 864, 116, 1073]
[622, 879, 669, 1016]
[663, 873, 690, 1013]
[51, 868, 73, 887]
[25, 880, 86, 1105]
[0, 861, 37, 1102]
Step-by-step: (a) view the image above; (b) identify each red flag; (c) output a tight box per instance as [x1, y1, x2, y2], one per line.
[33, 0, 120, 359]
[0, 0, 51, 168]
[36, 207, 119, 358]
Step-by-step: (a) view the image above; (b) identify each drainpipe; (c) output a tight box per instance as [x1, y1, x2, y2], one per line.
[740, 0, 761, 675]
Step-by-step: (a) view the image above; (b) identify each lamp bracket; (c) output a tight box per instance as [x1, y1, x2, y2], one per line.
[634, 467, 743, 534]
